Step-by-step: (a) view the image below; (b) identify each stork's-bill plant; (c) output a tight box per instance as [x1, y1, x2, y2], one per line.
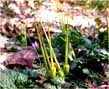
[41, 23, 64, 78]
[62, 17, 70, 75]
[35, 23, 50, 78]
[35, 17, 70, 80]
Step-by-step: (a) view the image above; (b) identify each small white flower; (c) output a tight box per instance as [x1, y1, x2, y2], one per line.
[99, 28, 106, 32]
[0, 65, 6, 70]
[100, 49, 108, 55]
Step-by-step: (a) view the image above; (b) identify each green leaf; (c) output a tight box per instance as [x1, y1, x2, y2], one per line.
[82, 68, 90, 75]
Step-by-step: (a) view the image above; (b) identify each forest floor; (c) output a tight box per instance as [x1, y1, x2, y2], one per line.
[0, 0, 109, 88]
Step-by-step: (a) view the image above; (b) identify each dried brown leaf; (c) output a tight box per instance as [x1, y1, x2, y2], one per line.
[6, 47, 37, 68]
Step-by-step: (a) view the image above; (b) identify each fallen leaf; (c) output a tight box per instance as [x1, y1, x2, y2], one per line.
[6, 47, 37, 68]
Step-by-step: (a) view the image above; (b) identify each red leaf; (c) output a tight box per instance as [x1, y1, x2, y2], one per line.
[6, 47, 37, 68]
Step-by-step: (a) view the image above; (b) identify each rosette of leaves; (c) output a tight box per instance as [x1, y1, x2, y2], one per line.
[0, 69, 28, 89]
[51, 26, 108, 85]
[0, 68, 41, 89]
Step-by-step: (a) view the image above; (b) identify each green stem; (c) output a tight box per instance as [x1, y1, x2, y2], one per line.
[40, 33, 51, 68]
[105, 6, 109, 51]
[24, 34, 27, 47]
[52, 49, 61, 69]
[20, 22, 27, 47]
[35, 23, 49, 72]
[41, 23, 61, 70]
[48, 25, 53, 65]
[24, 25, 27, 47]
[65, 22, 69, 65]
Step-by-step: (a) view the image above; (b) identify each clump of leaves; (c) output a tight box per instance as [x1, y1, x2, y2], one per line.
[86, 0, 109, 10]
[51, 25, 109, 87]
[0, 69, 31, 89]
[72, 0, 109, 10]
